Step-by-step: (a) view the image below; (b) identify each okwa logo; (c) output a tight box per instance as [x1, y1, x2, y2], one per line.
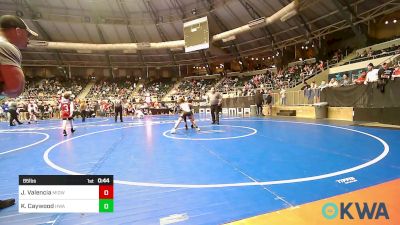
[322, 202, 389, 220]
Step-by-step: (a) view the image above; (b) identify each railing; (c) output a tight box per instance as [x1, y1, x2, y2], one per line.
[271, 90, 319, 106]
[342, 50, 399, 65]
[222, 89, 320, 106]
[288, 58, 316, 67]
[356, 38, 400, 55]
[183, 74, 221, 80]
[227, 68, 276, 77]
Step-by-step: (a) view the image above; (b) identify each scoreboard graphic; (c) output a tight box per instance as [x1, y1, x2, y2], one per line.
[19, 175, 113, 213]
[184, 16, 210, 53]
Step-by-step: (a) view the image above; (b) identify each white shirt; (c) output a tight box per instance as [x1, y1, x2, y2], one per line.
[179, 103, 191, 113]
[135, 109, 144, 117]
[280, 89, 286, 98]
[365, 69, 379, 84]
[28, 103, 38, 112]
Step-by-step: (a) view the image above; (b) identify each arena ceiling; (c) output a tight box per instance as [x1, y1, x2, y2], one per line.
[1, 0, 399, 69]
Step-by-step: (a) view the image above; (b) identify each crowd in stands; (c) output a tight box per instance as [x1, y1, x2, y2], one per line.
[2, 39, 399, 123]
[136, 79, 174, 100]
[0, 77, 86, 122]
[20, 77, 84, 101]
[327, 49, 345, 65]
[296, 61, 400, 104]
[87, 79, 134, 101]
[353, 44, 400, 63]
[216, 60, 323, 97]
[172, 78, 218, 100]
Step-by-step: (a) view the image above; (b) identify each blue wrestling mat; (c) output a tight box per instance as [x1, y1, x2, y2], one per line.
[0, 115, 399, 224]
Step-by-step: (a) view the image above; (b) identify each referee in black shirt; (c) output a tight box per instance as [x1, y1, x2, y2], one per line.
[114, 96, 123, 122]
[207, 87, 222, 124]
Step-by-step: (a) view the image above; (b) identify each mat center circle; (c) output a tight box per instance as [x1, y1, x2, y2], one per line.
[162, 125, 257, 140]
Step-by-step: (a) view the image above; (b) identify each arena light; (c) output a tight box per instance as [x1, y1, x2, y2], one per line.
[394, 19, 397, 23]
[28, 40, 48, 47]
[385, 21, 389, 25]
[248, 17, 266, 28]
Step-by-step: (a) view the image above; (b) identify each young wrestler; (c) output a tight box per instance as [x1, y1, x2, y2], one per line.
[133, 106, 145, 119]
[27, 100, 38, 124]
[170, 98, 200, 134]
[60, 92, 75, 136]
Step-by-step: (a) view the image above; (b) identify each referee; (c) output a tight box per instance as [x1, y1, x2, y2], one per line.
[207, 87, 222, 125]
[114, 95, 123, 122]
[8, 101, 23, 126]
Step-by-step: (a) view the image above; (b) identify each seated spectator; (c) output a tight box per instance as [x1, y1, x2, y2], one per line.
[392, 65, 400, 79]
[319, 60, 325, 71]
[328, 78, 339, 87]
[367, 47, 373, 57]
[319, 80, 328, 90]
[354, 71, 367, 84]
[341, 74, 351, 86]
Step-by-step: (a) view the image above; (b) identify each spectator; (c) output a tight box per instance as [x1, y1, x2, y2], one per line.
[364, 63, 379, 84]
[354, 71, 367, 84]
[377, 63, 394, 93]
[328, 78, 339, 87]
[379, 63, 394, 80]
[265, 90, 273, 116]
[0, 14, 39, 209]
[319, 80, 328, 90]
[80, 100, 87, 122]
[392, 65, 400, 79]
[280, 86, 286, 105]
[341, 74, 351, 86]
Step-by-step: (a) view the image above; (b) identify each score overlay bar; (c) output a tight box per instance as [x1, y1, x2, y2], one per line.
[19, 175, 113, 213]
